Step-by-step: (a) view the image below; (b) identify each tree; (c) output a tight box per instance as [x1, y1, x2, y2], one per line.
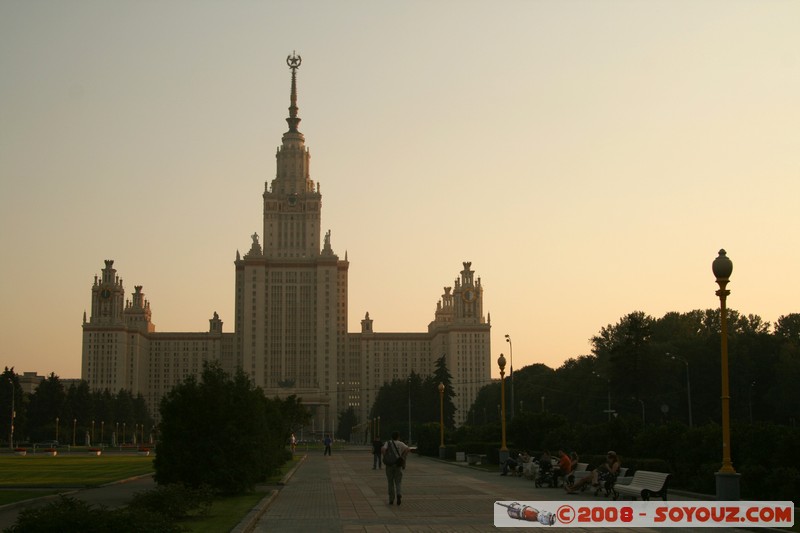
[26, 373, 66, 443]
[369, 372, 424, 441]
[154, 362, 288, 494]
[337, 406, 358, 441]
[430, 355, 456, 429]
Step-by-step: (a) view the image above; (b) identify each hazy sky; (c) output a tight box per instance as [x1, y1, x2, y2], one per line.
[2, 1, 799, 380]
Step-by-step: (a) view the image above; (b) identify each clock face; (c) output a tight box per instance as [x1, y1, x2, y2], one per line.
[100, 289, 111, 299]
[287, 194, 298, 206]
[463, 289, 475, 303]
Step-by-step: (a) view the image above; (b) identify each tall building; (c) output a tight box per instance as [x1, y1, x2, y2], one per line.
[81, 54, 491, 431]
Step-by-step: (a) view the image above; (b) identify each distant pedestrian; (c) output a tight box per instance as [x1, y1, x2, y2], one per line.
[372, 436, 383, 469]
[290, 433, 297, 454]
[382, 431, 409, 505]
[323, 434, 332, 456]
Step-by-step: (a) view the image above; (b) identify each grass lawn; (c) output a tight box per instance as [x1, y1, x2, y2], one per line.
[0, 455, 154, 488]
[179, 454, 302, 533]
[0, 453, 302, 532]
[180, 491, 268, 533]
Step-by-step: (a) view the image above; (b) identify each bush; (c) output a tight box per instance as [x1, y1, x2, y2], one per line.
[128, 483, 212, 519]
[7, 496, 181, 533]
[154, 363, 288, 494]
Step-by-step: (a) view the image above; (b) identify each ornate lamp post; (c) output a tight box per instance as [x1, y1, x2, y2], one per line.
[713, 249, 740, 499]
[505, 334, 514, 419]
[438, 382, 446, 458]
[498, 354, 508, 464]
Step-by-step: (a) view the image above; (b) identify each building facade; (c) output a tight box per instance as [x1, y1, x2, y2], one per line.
[81, 54, 490, 431]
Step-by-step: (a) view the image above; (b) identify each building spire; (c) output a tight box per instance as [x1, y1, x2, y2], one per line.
[286, 51, 302, 132]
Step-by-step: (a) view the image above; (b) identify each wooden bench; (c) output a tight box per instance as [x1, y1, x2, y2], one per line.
[613, 470, 670, 501]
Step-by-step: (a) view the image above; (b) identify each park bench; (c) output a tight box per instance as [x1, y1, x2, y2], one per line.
[613, 470, 671, 501]
[467, 453, 487, 465]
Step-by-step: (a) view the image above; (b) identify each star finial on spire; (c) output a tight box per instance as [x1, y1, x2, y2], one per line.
[286, 51, 302, 132]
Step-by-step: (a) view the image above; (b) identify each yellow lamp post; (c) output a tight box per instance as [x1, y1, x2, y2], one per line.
[498, 354, 508, 454]
[438, 382, 446, 458]
[713, 248, 740, 500]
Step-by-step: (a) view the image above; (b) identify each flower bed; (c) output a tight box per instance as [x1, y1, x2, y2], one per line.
[88, 447, 102, 456]
[43, 448, 57, 456]
[138, 447, 150, 457]
[14, 448, 27, 456]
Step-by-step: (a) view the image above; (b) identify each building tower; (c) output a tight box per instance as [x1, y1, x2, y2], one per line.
[234, 52, 349, 433]
[82, 260, 154, 394]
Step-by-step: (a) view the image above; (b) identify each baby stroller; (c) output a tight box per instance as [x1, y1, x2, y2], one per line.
[534, 459, 556, 488]
[579, 469, 617, 498]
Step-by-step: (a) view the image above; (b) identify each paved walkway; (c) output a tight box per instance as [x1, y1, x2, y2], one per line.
[0, 449, 768, 532]
[248, 449, 755, 533]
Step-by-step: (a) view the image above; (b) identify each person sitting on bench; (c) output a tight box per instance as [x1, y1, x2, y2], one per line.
[566, 451, 620, 494]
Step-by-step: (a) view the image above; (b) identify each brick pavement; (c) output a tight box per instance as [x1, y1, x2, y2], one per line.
[247, 449, 757, 533]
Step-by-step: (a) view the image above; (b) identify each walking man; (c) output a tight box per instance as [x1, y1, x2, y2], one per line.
[382, 430, 409, 505]
[323, 434, 332, 456]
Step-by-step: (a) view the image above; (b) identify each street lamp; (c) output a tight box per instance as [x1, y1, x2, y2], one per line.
[407, 377, 412, 445]
[633, 397, 645, 425]
[101, 421, 105, 445]
[8, 378, 14, 450]
[668, 353, 693, 428]
[505, 334, 514, 420]
[593, 371, 614, 421]
[8, 378, 15, 450]
[91, 420, 95, 445]
[438, 382, 446, 458]
[72, 418, 77, 446]
[498, 354, 508, 454]
[713, 248, 739, 500]
[55, 417, 59, 443]
[123, 422, 126, 444]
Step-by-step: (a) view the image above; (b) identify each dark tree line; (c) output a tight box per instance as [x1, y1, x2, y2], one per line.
[467, 309, 800, 429]
[368, 355, 456, 442]
[2, 367, 153, 446]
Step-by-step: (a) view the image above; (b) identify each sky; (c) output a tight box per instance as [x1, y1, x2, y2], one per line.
[2, 1, 799, 381]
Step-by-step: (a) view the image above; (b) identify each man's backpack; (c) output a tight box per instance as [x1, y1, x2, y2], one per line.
[382, 440, 404, 467]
